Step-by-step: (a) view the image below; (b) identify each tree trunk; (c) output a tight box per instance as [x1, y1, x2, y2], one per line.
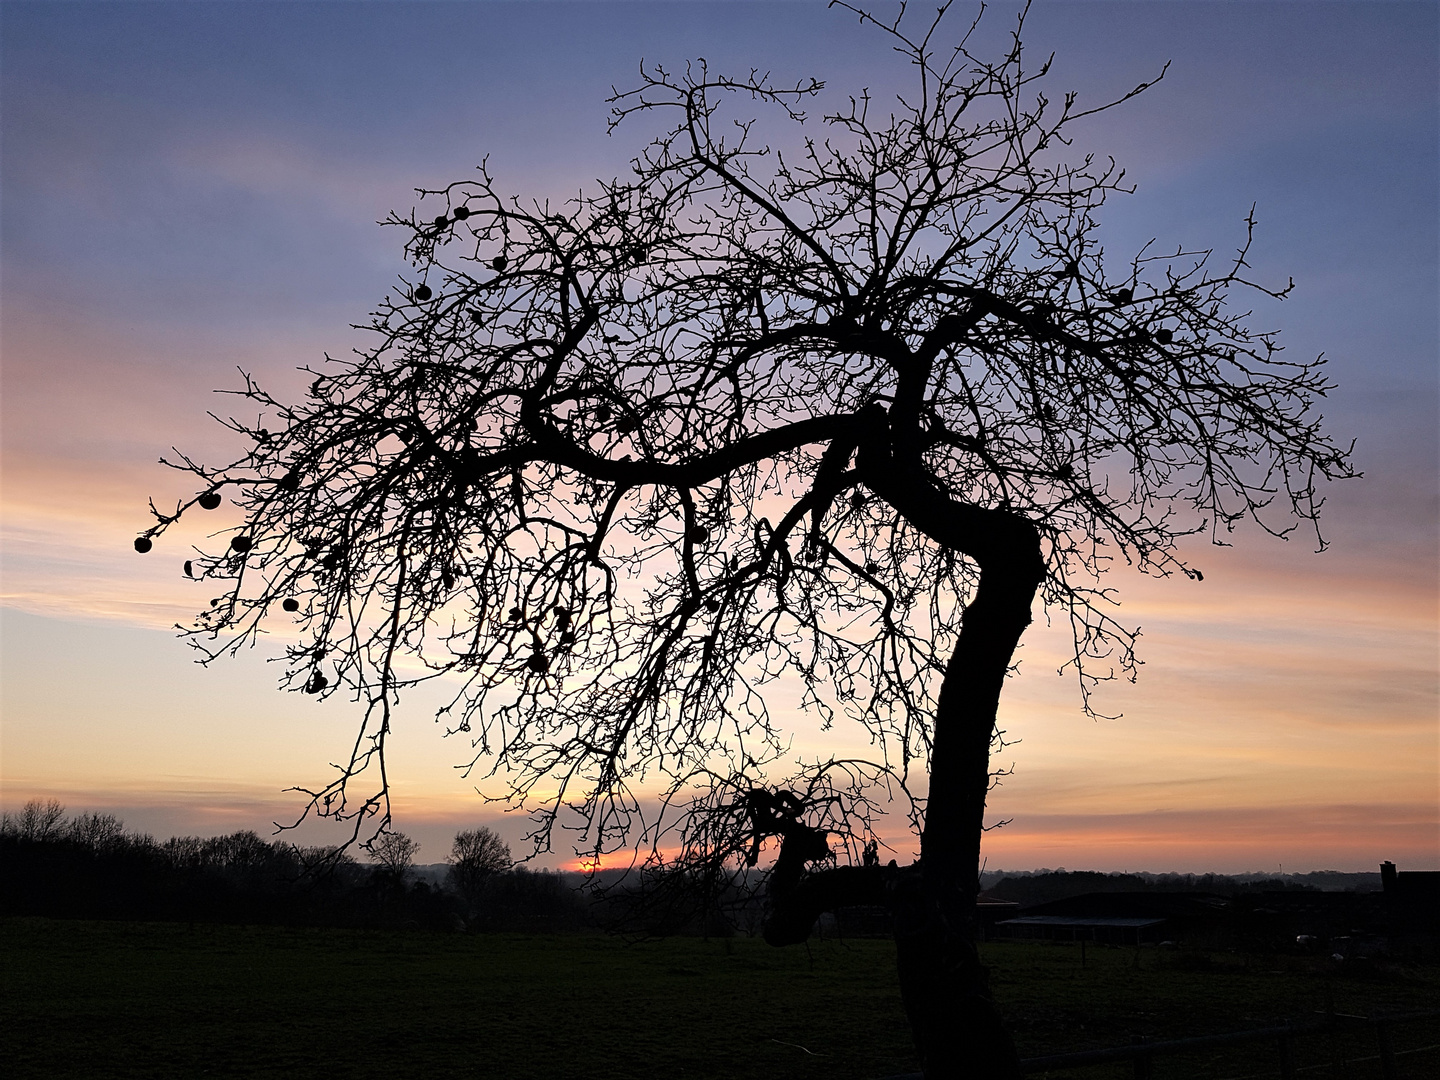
[899, 539, 1042, 1079]
[851, 425, 1045, 1077]
[760, 517, 1043, 1077]
[748, 427, 1048, 1077]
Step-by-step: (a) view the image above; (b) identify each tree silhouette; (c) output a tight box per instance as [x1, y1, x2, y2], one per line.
[4, 799, 66, 842]
[143, 4, 1353, 1075]
[447, 827, 512, 909]
[368, 830, 419, 884]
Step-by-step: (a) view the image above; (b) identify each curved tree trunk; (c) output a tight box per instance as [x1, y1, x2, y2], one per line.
[762, 533, 1042, 1078]
[863, 442, 1046, 1079]
[760, 428, 1046, 1078]
[899, 540, 1042, 1079]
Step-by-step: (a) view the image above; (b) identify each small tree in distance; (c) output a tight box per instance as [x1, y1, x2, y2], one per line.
[142, 4, 1354, 1076]
[66, 812, 129, 854]
[368, 830, 419, 884]
[3, 799, 67, 842]
[448, 826, 512, 906]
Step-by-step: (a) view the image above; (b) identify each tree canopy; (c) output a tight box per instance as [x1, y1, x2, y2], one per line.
[144, 1, 1349, 900]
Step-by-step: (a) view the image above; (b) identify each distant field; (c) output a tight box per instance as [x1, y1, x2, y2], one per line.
[3, 918, 1437, 1079]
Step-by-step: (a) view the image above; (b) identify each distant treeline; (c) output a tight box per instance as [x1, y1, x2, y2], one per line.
[978, 869, 1379, 908]
[3, 801, 1385, 936]
[0, 801, 585, 932]
[979, 868, 1381, 902]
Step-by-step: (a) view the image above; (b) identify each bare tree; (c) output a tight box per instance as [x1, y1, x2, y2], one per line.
[67, 812, 129, 854]
[141, 4, 1353, 1076]
[447, 826, 512, 905]
[368, 830, 419, 883]
[2, 799, 67, 842]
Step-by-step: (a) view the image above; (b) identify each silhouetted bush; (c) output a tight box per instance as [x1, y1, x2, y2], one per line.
[585, 865, 756, 938]
[463, 866, 591, 932]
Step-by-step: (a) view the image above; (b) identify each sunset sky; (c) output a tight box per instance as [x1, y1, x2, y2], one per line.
[2, 1, 1435, 874]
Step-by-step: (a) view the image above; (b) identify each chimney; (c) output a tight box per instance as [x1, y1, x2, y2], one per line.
[1380, 861, 1398, 893]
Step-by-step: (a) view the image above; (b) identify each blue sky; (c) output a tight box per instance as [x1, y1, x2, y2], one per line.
[2, 1, 1435, 870]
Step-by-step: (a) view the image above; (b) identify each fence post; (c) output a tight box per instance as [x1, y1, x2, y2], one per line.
[1277, 1024, 1295, 1080]
[1376, 1019, 1398, 1080]
[1323, 986, 1346, 1075]
[1131, 1035, 1153, 1080]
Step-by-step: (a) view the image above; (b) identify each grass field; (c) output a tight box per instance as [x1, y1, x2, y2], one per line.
[3, 917, 1437, 1079]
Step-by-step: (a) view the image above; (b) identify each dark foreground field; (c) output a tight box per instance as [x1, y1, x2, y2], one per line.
[3, 918, 1437, 1079]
